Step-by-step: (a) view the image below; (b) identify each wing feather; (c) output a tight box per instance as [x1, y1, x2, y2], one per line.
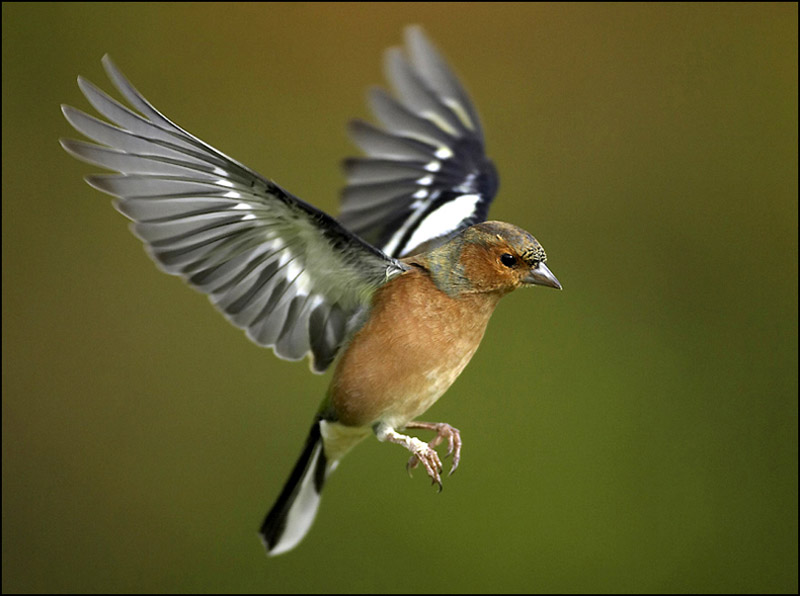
[338, 26, 498, 258]
[62, 56, 408, 373]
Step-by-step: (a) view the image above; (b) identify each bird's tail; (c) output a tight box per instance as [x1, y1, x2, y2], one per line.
[260, 418, 329, 556]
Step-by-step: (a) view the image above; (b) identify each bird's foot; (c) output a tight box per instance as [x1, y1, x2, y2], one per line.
[406, 442, 444, 490]
[405, 421, 461, 486]
[375, 422, 462, 491]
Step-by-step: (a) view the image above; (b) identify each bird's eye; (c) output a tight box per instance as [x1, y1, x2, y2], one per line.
[500, 253, 517, 268]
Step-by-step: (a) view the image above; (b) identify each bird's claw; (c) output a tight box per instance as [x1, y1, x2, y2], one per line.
[426, 423, 462, 476]
[406, 446, 443, 491]
[377, 422, 462, 491]
[404, 423, 462, 490]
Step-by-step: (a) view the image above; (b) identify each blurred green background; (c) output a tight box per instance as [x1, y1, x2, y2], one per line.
[3, 2, 797, 593]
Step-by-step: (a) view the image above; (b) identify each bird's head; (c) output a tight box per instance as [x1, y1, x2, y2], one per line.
[416, 221, 561, 297]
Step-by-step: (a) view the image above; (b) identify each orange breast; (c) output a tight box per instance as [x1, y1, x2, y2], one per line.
[328, 268, 500, 428]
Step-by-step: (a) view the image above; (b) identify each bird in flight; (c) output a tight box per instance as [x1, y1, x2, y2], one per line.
[61, 26, 562, 556]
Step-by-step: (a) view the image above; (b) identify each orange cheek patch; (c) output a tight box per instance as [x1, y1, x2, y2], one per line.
[459, 243, 512, 292]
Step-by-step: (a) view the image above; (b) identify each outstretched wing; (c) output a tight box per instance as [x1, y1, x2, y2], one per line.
[61, 56, 408, 373]
[338, 26, 499, 258]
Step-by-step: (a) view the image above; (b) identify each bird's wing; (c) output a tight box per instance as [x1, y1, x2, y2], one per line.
[338, 26, 499, 258]
[61, 56, 408, 374]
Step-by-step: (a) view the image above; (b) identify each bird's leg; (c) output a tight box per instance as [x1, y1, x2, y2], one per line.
[405, 421, 461, 477]
[374, 423, 444, 490]
[373, 422, 462, 491]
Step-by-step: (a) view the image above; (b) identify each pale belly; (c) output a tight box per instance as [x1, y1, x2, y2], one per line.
[319, 347, 478, 463]
[378, 344, 479, 429]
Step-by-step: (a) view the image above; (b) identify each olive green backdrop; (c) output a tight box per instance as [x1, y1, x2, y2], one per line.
[2, 2, 797, 593]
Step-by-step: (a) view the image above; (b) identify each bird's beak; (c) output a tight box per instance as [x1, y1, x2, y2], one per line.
[523, 262, 562, 290]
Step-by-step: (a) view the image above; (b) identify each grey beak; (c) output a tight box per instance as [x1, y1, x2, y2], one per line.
[523, 262, 562, 290]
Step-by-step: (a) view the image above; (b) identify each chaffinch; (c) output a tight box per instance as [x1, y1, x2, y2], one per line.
[61, 26, 561, 556]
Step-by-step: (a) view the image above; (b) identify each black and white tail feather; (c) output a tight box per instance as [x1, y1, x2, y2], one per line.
[259, 419, 330, 556]
[62, 26, 498, 556]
